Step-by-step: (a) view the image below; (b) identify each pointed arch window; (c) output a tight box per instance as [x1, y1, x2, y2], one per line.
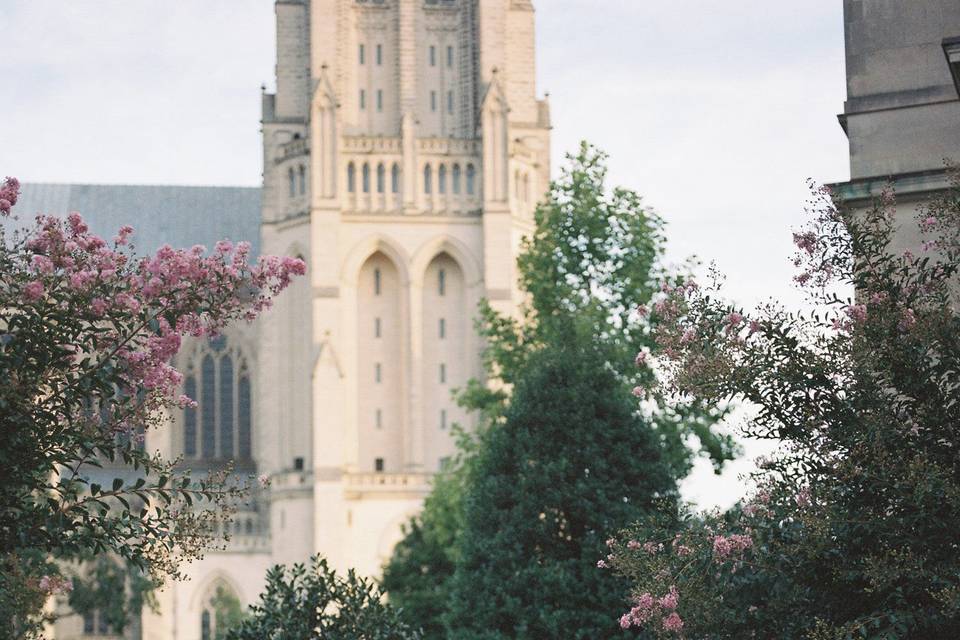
[298, 165, 306, 195]
[184, 374, 197, 457]
[376, 163, 385, 193]
[438, 165, 447, 194]
[452, 164, 461, 194]
[238, 369, 252, 460]
[424, 165, 433, 194]
[347, 162, 356, 193]
[219, 355, 234, 458]
[183, 339, 254, 463]
[391, 163, 400, 193]
[466, 163, 476, 195]
[362, 163, 371, 193]
[288, 167, 296, 197]
[201, 355, 216, 459]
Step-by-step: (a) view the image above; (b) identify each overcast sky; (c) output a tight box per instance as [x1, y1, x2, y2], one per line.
[0, 0, 850, 508]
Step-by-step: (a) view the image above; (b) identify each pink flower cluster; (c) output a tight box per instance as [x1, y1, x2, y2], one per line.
[712, 533, 753, 561]
[619, 586, 683, 633]
[8, 197, 305, 436]
[0, 176, 19, 215]
[38, 575, 73, 595]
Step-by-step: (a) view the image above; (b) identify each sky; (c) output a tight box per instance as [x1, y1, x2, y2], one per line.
[0, 0, 850, 509]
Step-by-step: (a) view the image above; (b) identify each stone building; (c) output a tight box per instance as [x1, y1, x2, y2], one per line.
[832, 0, 960, 247]
[18, 1, 551, 638]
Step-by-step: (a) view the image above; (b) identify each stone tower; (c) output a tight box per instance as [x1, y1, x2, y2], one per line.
[258, 0, 551, 577]
[832, 0, 960, 250]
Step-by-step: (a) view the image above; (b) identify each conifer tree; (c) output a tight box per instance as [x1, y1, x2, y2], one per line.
[445, 337, 673, 639]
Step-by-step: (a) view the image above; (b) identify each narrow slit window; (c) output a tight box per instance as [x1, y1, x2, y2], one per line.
[347, 162, 356, 192]
[376, 44, 382, 65]
[377, 163, 385, 193]
[439, 318, 446, 339]
[375, 317, 382, 337]
[391, 164, 400, 193]
[429, 45, 436, 66]
[360, 89, 366, 110]
[298, 164, 306, 195]
[430, 91, 437, 112]
[376, 409, 382, 429]
[375, 363, 382, 383]
[438, 165, 447, 194]
[438, 268, 446, 295]
[375, 457, 384, 472]
[374, 268, 381, 295]
[439, 363, 446, 384]
[362, 163, 370, 193]
[424, 165, 432, 194]
[359, 44, 365, 65]
[288, 167, 296, 197]
[452, 164, 461, 194]
[376, 89, 383, 112]
[447, 45, 453, 67]
[440, 409, 447, 430]
[447, 90, 453, 114]
[466, 164, 475, 195]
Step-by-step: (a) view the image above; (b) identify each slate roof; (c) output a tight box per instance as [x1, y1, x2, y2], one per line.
[10, 183, 262, 255]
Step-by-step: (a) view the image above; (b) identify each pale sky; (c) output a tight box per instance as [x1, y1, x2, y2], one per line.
[0, 0, 850, 508]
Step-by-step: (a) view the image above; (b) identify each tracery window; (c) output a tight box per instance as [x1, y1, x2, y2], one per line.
[182, 337, 253, 462]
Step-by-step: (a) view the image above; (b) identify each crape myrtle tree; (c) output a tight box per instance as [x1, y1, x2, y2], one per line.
[608, 176, 960, 639]
[226, 556, 422, 640]
[0, 177, 305, 637]
[382, 143, 737, 637]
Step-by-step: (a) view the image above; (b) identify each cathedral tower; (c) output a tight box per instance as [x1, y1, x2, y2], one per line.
[259, 0, 551, 577]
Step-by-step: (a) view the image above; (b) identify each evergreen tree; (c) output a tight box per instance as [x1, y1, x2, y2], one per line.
[445, 336, 674, 639]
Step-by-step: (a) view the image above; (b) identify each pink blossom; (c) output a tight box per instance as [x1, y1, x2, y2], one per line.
[792, 231, 818, 254]
[23, 281, 44, 302]
[634, 351, 647, 366]
[596, 559, 609, 569]
[631, 386, 644, 398]
[680, 328, 697, 344]
[31, 255, 54, 274]
[795, 486, 812, 508]
[659, 586, 679, 610]
[258, 474, 270, 487]
[674, 544, 692, 557]
[643, 541, 658, 554]
[898, 308, 917, 332]
[920, 216, 937, 230]
[627, 540, 641, 550]
[845, 304, 867, 324]
[662, 612, 684, 632]
[90, 298, 108, 317]
[619, 614, 632, 629]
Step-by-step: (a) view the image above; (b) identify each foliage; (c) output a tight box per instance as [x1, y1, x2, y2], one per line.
[209, 584, 247, 640]
[226, 556, 422, 640]
[382, 143, 735, 636]
[608, 177, 960, 638]
[65, 554, 158, 635]
[445, 338, 674, 639]
[0, 177, 304, 637]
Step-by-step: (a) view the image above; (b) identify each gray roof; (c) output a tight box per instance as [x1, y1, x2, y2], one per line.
[9, 183, 262, 256]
